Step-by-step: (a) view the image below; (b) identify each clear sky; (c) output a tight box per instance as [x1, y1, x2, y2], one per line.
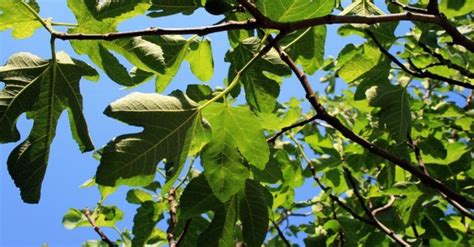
[0, 1, 356, 246]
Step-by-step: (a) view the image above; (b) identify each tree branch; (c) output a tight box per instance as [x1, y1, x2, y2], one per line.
[271, 220, 292, 247]
[418, 42, 474, 79]
[267, 114, 318, 143]
[288, 135, 374, 225]
[49, 0, 473, 52]
[343, 167, 410, 246]
[167, 188, 178, 247]
[389, 0, 429, 14]
[408, 137, 474, 220]
[366, 30, 474, 89]
[84, 207, 117, 247]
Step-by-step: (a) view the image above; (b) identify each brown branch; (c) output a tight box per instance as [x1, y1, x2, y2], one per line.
[267, 115, 318, 143]
[389, 0, 428, 14]
[343, 167, 410, 246]
[366, 30, 474, 89]
[84, 207, 117, 247]
[372, 196, 396, 216]
[287, 131, 375, 225]
[50, 0, 473, 52]
[267, 32, 474, 209]
[408, 138, 474, 220]
[167, 188, 178, 247]
[418, 42, 474, 79]
[271, 220, 292, 247]
[466, 90, 473, 110]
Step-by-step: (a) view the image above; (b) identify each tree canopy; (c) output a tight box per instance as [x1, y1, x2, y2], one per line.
[0, 0, 473, 246]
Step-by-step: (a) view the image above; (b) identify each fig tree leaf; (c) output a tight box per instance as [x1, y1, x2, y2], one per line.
[86, 0, 149, 20]
[256, 0, 335, 22]
[366, 83, 412, 143]
[148, 0, 200, 18]
[226, 37, 291, 113]
[198, 197, 238, 247]
[144, 36, 214, 92]
[0, 52, 98, 203]
[339, 0, 384, 16]
[62, 206, 124, 230]
[339, 42, 382, 83]
[68, 0, 167, 87]
[201, 103, 269, 202]
[239, 180, 270, 247]
[179, 175, 222, 219]
[203, 103, 269, 169]
[287, 26, 326, 75]
[126, 189, 154, 204]
[186, 38, 214, 82]
[95, 91, 207, 187]
[0, 0, 42, 39]
[132, 201, 165, 246]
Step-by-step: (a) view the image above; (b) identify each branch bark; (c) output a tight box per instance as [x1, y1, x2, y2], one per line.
[167, 188, 178, 247]
[366, 30, 474, 89]
[84, 207, 117, 247]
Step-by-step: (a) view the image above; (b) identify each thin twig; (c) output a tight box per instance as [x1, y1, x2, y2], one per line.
[167, 188, 178, 247]
[372, 196, 396, 216]
[84, 207, 117, 247]
[267, 115, 318, 143]
[343, 167, 410, 246]
[465, 90, 473, 110]
[408, 137, 474, 220]
[418, 42, 474, 79]
[366, 30, 474, 89]
[271, 220, 292, 247]
[269, 32, 474, 210]
[389, 0, 428, 14]
[288, 135, 374, 225]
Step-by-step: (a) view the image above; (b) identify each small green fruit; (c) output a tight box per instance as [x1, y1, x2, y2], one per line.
[204, 0, 232, 15]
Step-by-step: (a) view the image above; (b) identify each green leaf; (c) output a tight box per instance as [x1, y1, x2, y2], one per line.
[339, 42, 382, 83]
[201, 103, 268, 201]
[422, 142, 470, 165]
[256, 0, 335, 22]
[82, 240, 110, 247]
[227, 37, 291, 112]
[96, 91, 206, 187]
[421, 207, 458, 241]
[198, 197, 238, 247]
[0, 0, 42, 39]
[239, 180, 270, 247]
[62, 206, 124, 230]
[179, 175, 222, 219]
[339, 0, 384, 16]
[186, 38, 214, 82]
[366, 83, 412, 143]
[126, 189, 154, 204]
[439, 0, 474, 18]
[132, 201, 165, 246]
[0, 52, 97, 203]
[203, 103, 269, 169]
[86, 0, 149, 20]
[287, 26, 326, 75]
[68, 0, 166, 87]
[148, 0, 200, 17]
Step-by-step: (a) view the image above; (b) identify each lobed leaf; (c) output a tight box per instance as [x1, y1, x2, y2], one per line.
[0, 52, 97, 203]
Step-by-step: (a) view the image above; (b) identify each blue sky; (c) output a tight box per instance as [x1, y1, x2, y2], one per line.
[0, 1, 361, 246]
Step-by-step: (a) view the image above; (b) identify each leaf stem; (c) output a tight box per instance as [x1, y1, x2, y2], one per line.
[198, 34, 284, 110]
[50, 21, 78, 27]
[20, 1, 54, 33]
[281, 27, 312, 51]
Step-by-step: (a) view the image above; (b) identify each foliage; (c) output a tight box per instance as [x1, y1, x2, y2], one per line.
[1, 0, 473, 246]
